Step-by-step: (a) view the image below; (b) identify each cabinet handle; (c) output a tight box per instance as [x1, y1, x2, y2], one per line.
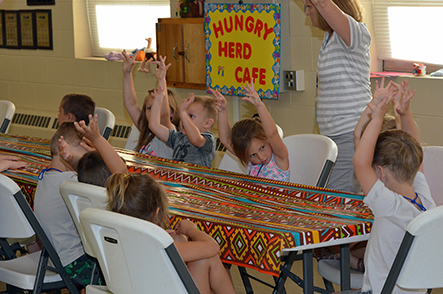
[184, 44, 190, 63]
[173, 43, 179, 63]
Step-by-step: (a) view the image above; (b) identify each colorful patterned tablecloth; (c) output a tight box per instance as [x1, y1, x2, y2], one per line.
[0, 134, 373, 276]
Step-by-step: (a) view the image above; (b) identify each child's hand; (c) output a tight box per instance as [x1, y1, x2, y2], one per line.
[0, 155, 27, 171]
[74, 114, 101, 142]
[243, 80, 262, 106]
[59, 136, 74, 163]
[175, 219, 198, 236]
[152, 55, 171, 81]
[180, 93, 195, 113]
[395, 80, 416, 116]
[167, 229, 188, 242]
[373, 77, 396, 105]
[122, 49, 136, 74]
[368, 92, 393, 121]
[80, 137, 95, 152]
[209, 89, 227, 112]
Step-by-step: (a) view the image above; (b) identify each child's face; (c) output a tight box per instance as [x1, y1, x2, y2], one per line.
[247, 138, 273, 165]
[58, 103, 72, 124]
[144, 95, 155, 122]
[180, 102, 211, 134]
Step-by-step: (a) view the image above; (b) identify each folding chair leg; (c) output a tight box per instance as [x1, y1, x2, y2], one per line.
[322, 277, 335, 293]
[238, 266, 254, 294]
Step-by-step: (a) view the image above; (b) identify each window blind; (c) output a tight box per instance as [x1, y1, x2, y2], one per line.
[372, 0, 443, 64]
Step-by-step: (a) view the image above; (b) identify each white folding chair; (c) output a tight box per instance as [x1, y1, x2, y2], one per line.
[282, 134, 338, 187]
[381, 205, 443, 293]
[94, 107, 115, 140]
[0, 174, 80, 294]
[423, 146, 443, 206]
[124, 125, 139, 151]
[59, 181, 109, 285]
[80, 208, 200, 294]
[0, 100, 15, 133]
[217, 150, 248, 174]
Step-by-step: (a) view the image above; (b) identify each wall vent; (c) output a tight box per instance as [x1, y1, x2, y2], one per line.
[215, 137, 226, 152]
[11, 113, 226, 150]
[52, 118, 59, 129]
[111, 125, 132, 139]
[12, 113, 52, 128]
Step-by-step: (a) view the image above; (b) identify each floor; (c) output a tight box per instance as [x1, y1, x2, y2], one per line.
[1, 259, 443, 294]
[0, 258, 347, 294]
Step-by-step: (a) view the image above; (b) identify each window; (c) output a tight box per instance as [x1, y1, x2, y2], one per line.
[372, 0, 443, 71]
[87, 0, 171, 57]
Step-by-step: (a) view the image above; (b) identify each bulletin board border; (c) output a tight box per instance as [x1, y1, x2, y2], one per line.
[204, 3, 281, 99]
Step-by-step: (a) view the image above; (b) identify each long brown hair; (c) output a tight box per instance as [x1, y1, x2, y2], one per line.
[135, 89, 180, 152]
[231, 117, 266, 165]
[106, 173, 169, 229]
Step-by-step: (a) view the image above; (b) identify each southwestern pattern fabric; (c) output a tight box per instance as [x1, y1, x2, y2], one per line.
[0, 134, 373, 276]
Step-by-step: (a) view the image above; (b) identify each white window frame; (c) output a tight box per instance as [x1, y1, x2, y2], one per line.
[87, 0, 171, 57]
[372, 0, 443, 72]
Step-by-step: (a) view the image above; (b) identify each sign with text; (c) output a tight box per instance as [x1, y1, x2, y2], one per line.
[205, 3, 281, 99]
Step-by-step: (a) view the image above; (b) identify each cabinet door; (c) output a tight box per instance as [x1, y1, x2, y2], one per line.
[182, 23, 206, 85]
[156, 22, 184, 84]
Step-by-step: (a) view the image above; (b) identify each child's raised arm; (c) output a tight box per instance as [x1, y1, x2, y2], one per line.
[148, 87, 170, 143]
[354, 78, 396, 148]
[152, 55, 174, 130]
[75, 114, 128, 175]
[210, 89, 234, 154]
[353, 94, 393, 195]
[122, 50, 142, 128]
[243, 81, 289, 171]
[179, 94, 209, 148]
[395, 81, 422, 172]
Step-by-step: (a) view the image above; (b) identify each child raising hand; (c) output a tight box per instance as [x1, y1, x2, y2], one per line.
[215, 80, 289, 181]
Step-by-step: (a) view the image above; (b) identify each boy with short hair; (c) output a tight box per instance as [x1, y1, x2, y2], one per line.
[149, 88, 217, 167]
[353, 82, 435, 294]
[34, 122, 93, 289]
[34, 116, 127, 290]
[58, 93, 95, 125]
[74, 114, 128, 186]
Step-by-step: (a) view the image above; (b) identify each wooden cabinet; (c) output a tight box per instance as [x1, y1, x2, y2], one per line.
[156, 18, 206, 89]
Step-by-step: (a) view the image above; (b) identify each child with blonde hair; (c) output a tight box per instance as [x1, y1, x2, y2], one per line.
[122, 51, 180, 158]
[215, 81, 289, 181]
[149, 87, 217, 167]
[106, 172, 236, 294]
[352, 82, 435, 293]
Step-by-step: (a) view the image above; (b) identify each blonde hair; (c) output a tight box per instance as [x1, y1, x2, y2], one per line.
[106, 173, 169, 229]
[373, 130, 423, 184]
[316, 0, 364, 33]
[192, 96, 217, 128]
[50, 122, 83, 157]
[135, 89, 180, 152]
[231, 117, 266, 165]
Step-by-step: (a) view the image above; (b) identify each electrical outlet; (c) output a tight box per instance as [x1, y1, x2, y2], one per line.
[283, 70, 305, 91]
[284, 70, 296, 91]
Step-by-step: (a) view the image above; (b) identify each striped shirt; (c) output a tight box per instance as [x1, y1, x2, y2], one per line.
[316, 14, 372, 136]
